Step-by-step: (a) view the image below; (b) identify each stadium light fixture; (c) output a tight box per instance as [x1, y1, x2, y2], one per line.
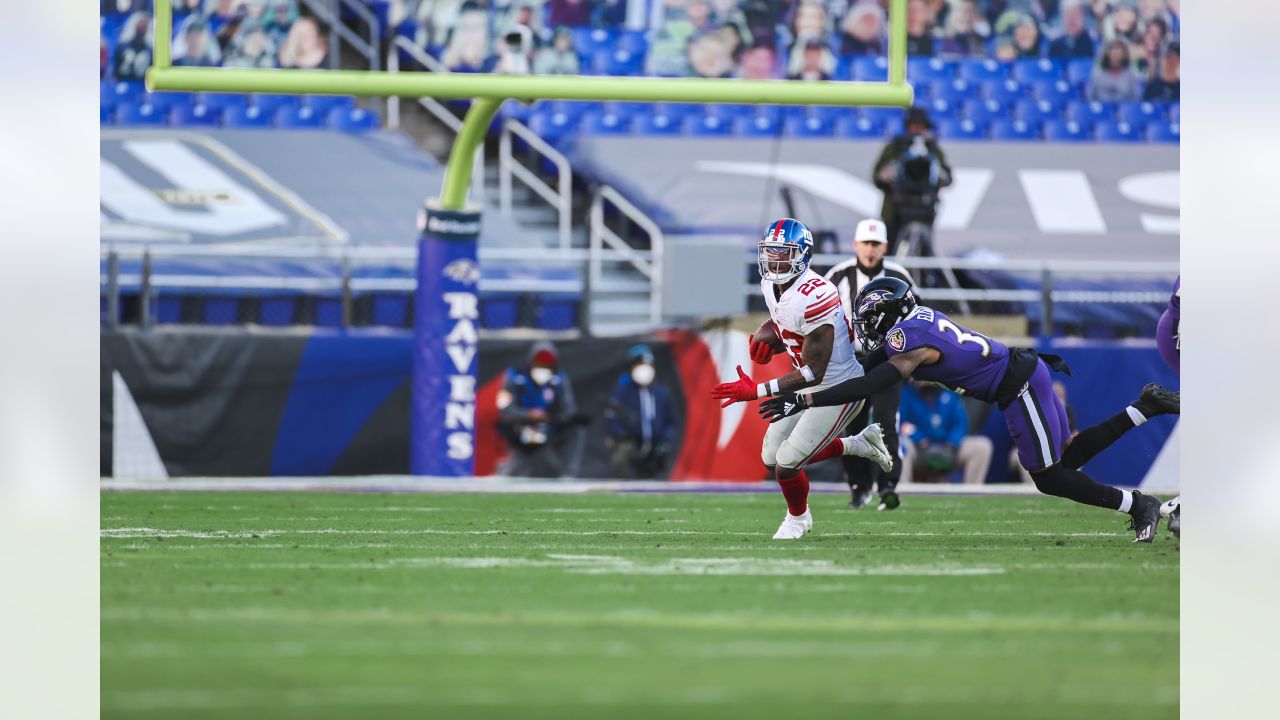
[146, 0, 913, 209]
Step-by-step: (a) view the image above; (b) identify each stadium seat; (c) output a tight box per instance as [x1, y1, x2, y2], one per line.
[907, 57, 953, 83]
[141, 91, 194, 112]
[990, 119, 1041, 141]
[202, 298, 240, 325]
[536, 295, 579, 331]
[636, 114, 682, 136]
[961, 98, 1006, 125]
[304, 95, 357, 114]
[1065, 99, 1115, 124]
[1117, 101, 1166, 126]
[276, 106, 327, 129]
[171, 103, 222, 127]
[937, 118, 988, 141]
[929, 78, 973, 106]
[582, 111, 631, 135]
[258, 298, 296, 327]
[527, 111, 579, 145]
[922, 97, 955, 121]
[224, 104, 274, 128]
[1031, 79, 1077, 104]
[860, 106, 904, 125]
[835, 116, 885, 139]
[981, 78, 1026, 104]
[705, 103, 756, 120]
[784, 115, 834, 138]
[314, 298, 344, 328]
[546, 100, 604, 120]
[850, 56, 888, 81]
[196, 93, 248, 111]
[1146, 122, 1180, 143]
[594, 48, 644, 76]
[481, 296, 519, 329]
[575, 27, 616, 55]
[809, 105, 854, 124]
[688, 115, 734, 136]
[1169, 103, 1180, 123]
[735, 115, 781, 137]
[604, 101, 654, 120]
[100, 105, 112, 125]
[329, 107, 380, 132]
[115, 102, 168, 127]
[617, 31, 648, 55]
[1012, 58, 1062, 83]
[102, 80, 144, 108]
[251, 94, 301, 115]
[371, 295, 409, 327]
[156, 297, 183, 324]
[1095, 120, 1143, 142]
[957, 58, 1007, 83]
[1015, 99, 1057, 124]
[1065, 58, 1095, 86]
[659, 102, 704, 118]
[497, 99, 534, 123]
[1043, 119, 1093, 142]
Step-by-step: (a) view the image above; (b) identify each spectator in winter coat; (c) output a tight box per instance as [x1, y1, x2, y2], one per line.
[1049, 0, 1095, 59]
[899, 382, 994, 485]
[1142, 40, 1179, 101]
[497, 342, 583, 478]
[113, 12, 154, 81]
[604, 345, 676, 479]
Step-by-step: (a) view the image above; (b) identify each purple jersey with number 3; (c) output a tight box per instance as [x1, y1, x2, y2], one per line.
[883, 306, 1010, 403]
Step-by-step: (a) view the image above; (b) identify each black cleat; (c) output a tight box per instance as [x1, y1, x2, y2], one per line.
[877, 490, 900, 511]
[1134, 384, 1179, 418]
[849, 487, 874, 510]
[1167, 505, 1180, 539]
[1126, 492, 1161, 543]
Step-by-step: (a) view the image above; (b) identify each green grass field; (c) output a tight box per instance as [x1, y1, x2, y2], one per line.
[101, 491, 1178, 719]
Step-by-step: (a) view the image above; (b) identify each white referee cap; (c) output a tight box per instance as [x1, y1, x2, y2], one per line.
[854, 218, 888, 244]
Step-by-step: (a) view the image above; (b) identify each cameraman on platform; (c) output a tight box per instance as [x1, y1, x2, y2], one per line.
[872, 107, 953, 265]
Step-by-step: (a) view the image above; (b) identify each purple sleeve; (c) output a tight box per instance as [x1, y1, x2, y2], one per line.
[883, 319, 936, 356]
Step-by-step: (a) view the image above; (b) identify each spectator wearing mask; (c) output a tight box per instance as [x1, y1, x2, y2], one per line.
[604, 345, 676, 479]
[1142, 40, 1178, 101]
[825, 218, 914, 508]
[532, 27, 581, 75]
[872, 106, 953, 258]
[278, 16, 327, 69]
[113, 12, 153, 81]
[899, 382, 994, 486]
[906, 0, 936, 56]
[839, 2, 886, 57]
[937, 0, 988, 57]
[1088, 38, 1140, 102]
[787, 38, 834, 81]
[496, 342, 582, 478]
[1049, 0, 1095, 59]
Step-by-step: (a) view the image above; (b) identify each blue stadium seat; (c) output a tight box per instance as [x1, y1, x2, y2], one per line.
[594, 48, 643, 76]
[617, 31, 648, 55]
[372, 296, 409, 327]
[605, 101, 654, 120]
[329, 106, 380, 132]
[809, 106, 854, 124]
[582, 111, 631, 135]
[981, 78, 1026, 104]
[659, 102, 705, 118]
[1012, 58, 1062, 83]
[929, 78, 973, 106]
[705, 103, 756, 120]
[907, 57, 953, 83]
[497, 99, 534, 123]
[536, 295, 579, 331]
[937, 118, 988, 141]
[961, 98, 1006, 124]
[1065, 99, 1115, 124]
[258, 298, 296, 327]
[860, 106, 904, 125]
[1043, 119, 1093, 142]
[276, 106, 327, 129]
[100, 105, 112, 124]
[1065, 58, 1095, 86]
[1095, 120, 1143, 142]
[990, 119, 1041, 141]
[546, 100, 604, 120]
[736, 115, 781, 137]
[156, 297, 183, 324]
[1030, 79, 1077, 104]
[115, 102, 168, 127]
[688, 115, 734, 136]
[1146, 122, 1180, 143]
[304, 95, 357, 114]
[785, 116, 834, 138]
[102, 81, 144, 108]
[1169, 103, 1180, 123]
[835, 116, 886, 139]
[251, 94, 301, 115]
[574, 27, 616, 56]
[481, 295, 519, 329]
[1117, 101, 1166, 126]
[141, 91, 194, 113]
[314, 298, 344, 328]
[850, 56, 888, 81]
[922, 97, 955, 120]
[1014, 99, 1057, 124]
[171, 103, 222, 127]
[224, 104, 274, 128]
[196, 93, 248, 111]
[957, 58, 1007, 83]
[527, 111, 579, 144]
[636, 114, 682, 136]
[203, 298, 239, 325]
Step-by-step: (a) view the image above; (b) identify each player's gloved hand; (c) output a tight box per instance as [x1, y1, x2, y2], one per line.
[759, 391, 807, 423]
[749, 334, 775, 364]
[711, 365, 758, 408]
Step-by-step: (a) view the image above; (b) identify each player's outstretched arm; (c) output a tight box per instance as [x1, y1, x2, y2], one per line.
[772, 324, 833, 394]
[759, 349, 933, 423]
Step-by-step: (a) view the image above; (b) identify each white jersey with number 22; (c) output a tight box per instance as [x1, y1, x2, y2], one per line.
[760, 268, 864, 394]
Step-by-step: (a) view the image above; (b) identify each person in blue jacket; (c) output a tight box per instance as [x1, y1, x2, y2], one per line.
[604, 345, 676, 479]
[899, 381, 993, 485]
[496, 341, 582, 478]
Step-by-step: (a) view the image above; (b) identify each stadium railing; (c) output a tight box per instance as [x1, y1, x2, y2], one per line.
[498, 118, 573, 250]
[589, 185, 666, 327]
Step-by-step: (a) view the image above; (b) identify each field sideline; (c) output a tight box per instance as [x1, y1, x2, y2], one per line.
[101, 490, 1179, 719]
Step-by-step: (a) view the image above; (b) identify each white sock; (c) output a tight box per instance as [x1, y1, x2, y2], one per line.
[1126, 406, 1148, 426]
[839, 437, 853, 455]
[1117, 490, 1134, 514]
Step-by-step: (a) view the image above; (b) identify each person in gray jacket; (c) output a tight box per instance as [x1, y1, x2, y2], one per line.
[1088, 39, 1141, 102]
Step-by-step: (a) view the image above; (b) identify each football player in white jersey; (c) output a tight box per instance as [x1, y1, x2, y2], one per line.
[713, 218, 893, 539]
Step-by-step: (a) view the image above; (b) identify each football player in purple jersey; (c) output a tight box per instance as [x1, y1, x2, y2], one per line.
[1155, 276, 1180, 537]
[760, 277, 1180, 543]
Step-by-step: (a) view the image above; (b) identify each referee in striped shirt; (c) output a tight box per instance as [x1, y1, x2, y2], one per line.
[824, 218, 914, 510]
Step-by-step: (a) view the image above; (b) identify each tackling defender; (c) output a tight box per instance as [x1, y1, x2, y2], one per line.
[712, 218, 893, 540]
[760, 277, 1180, 543]
[1156, 276, 1181, 537]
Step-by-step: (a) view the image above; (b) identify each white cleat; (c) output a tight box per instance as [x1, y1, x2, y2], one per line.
[1159, 496, 1180, 518]
[772, 509, 813, 540]
[842, 423, 894, 473]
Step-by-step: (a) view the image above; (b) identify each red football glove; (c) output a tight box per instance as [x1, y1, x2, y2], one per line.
[711, 365, 759, 408]
[749, 335, 776, 365]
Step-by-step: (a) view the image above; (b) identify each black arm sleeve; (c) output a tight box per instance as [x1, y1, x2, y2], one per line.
[861, 346, 889, 370]
[806, 362, 904, 408]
